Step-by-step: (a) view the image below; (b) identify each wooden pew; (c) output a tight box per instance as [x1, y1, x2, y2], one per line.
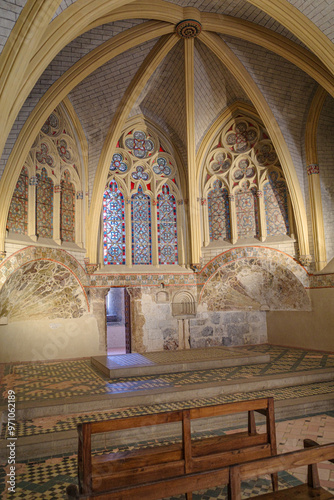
[73, 397, 278, 499]
[228, 438, 334, 499]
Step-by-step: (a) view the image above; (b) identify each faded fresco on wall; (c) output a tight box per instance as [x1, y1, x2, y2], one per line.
[200, 258, 311, 311]
[0, 260, 88, 322]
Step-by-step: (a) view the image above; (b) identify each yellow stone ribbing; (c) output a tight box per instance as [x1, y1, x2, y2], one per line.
[305, 87, 328, 271]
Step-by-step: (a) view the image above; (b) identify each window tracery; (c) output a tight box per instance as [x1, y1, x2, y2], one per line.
[6, 106, 84, 246]
[202, 114, 290, 245]
[103, 127, 184, 266]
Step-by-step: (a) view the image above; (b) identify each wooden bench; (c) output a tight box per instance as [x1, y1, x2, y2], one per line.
[73, 397, 278, 499]
[228, 438, 334, 499]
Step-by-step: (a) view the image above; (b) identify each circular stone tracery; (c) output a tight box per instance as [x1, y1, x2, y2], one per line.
[176, 19, 202, 38]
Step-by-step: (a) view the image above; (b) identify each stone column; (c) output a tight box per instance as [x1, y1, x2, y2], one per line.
[256, 190, 267, 242]
[28, 176, 38, 241]
[90, 288, 109, 353]
[306, 163, 327, 270]
[125, 198, 132, 267]
[229, 194, 238, 244]
[151, 199, 159, 266]
[75, 191, 84, 248]
[53, 184, 61, 244]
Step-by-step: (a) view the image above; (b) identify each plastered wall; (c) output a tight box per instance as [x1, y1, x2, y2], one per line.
[0, 315, 101, 362]
[267, 288, 334, 351]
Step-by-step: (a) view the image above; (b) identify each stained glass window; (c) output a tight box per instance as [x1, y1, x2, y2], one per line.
[7, 167, 28, 234]
[36, 168, 53, 238]
[264, 171, 289, 235]
[208, 180, 231, 241]
[131, 186, 152, 265]
[235, 186, 259, 238]
[157, 184, 178, 264]
[125, 130, 154, 159]
[60, 170, 75, 242]
[103, 180, 125, 265]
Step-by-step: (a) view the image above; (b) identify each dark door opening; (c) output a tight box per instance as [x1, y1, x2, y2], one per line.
[106, 288, 131, 355]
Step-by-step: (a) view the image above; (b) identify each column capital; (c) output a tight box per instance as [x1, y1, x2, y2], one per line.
[307, 164, 320, 175]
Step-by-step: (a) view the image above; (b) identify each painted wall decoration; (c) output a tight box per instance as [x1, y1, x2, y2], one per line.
[208, 180, 231, 241]
[6, 106, 83, 245]
[202, 113, 292, 244]
[200, 258, 311, 311]
[60, 170, 76, 242]
[0, 260, 88, 323]
[264, 171, 290, 235]
[6, 166, 28, 234]
[36, 167, 54, 238]
[103, 179, 126, 265]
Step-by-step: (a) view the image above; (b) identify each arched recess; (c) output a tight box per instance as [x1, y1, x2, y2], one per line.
[198, 247, 311, 311]
[5, 102, 86, 248]
[199, 102, 292, 247]
[0, 21, 174, 254]
[3, 0, 334, 166]
[0, 246, 89, 287]
[198, 246, 310, 289]
[195, 33, 310, 262]
[101, 116, 188, 267]
[0, 259, 89, 323]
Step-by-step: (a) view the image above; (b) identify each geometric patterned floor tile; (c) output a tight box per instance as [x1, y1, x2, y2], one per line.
[1, 345, 334, 405]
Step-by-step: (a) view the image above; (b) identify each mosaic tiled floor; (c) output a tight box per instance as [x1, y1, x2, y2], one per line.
[1, 414, 334, 499]
[1, 345, 334, 404]
[2, 380, 334, 439]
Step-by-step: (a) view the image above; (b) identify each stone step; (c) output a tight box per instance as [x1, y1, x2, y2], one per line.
[91, 347, 270, 378]
[4, 368, 334, 421]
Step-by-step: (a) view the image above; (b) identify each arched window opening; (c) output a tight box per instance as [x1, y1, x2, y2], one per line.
[208, 180, 231, 241]
[264, 171, 290, 236]
[103, 180, 125, 265]
[60, 170, 75, 242]
[36, 168, 53, 238]
[6, 166, 28, 234]
[131, 185, 152, 265]
[157, 184, 178, 265]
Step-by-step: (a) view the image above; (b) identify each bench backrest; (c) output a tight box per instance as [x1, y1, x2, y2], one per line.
[228, 440, 334, 500]
[78, 397, 277, 497]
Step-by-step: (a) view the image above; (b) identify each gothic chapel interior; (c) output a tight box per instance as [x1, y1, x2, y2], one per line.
[0, 0, 334, 362]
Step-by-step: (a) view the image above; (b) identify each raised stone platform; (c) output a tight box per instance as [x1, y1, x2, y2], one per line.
[91, 346, 270, 378]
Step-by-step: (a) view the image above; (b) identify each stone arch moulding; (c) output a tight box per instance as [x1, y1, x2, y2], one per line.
[198, 246, 311, 310]
[0, 246, 89, 289]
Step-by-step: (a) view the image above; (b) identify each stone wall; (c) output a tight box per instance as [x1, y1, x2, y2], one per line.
[190, 310, 267, 348]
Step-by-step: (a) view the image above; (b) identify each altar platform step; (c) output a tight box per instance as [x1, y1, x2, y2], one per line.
[91, 346, 270, 378]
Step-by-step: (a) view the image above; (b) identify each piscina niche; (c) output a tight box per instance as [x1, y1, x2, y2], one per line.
[199, 258, 311, 311]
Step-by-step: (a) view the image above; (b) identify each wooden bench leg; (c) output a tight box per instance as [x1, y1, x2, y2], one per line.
[271, 472, 279, 492]
[185, 492, 193, 500]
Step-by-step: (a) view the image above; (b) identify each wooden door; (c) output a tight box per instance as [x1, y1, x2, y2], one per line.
[124, 288, 131, 353]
